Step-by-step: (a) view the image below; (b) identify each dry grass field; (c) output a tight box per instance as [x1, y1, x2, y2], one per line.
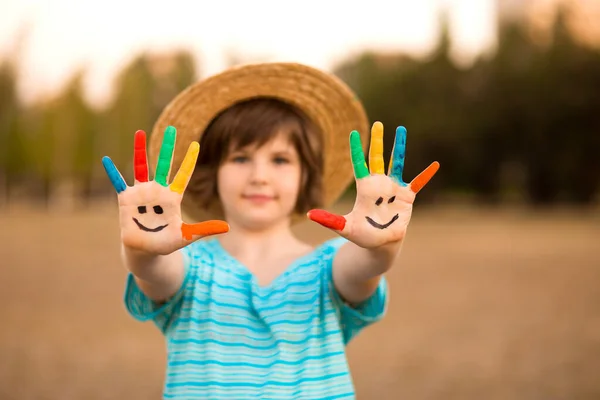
[1, 201, 599, 399]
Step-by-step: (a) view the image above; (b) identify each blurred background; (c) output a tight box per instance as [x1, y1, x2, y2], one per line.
[1, 0, 599, 399]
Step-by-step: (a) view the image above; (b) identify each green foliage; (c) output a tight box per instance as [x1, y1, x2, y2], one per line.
[0, 51, 198, 204]
[0, 9, 598, 207]
[0, 59, 24, 199]
[336, 9, 600, 205]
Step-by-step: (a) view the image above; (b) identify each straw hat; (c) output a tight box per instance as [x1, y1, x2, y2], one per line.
[148, 62, 369, 223]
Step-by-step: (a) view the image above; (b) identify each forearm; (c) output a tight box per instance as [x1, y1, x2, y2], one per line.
[359, 241, 401, 276]
[340, 240, 402, 279]
[333, 239, 403, 304]
[122, 246, 185, 303]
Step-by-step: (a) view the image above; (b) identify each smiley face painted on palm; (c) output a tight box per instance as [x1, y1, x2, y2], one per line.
[102, 126, 230, 255]
[349, 172, 415, 240]
[307, 121, 439, 249]
[366, 195, 399, 229]
[133, 204, 168, 232]
[113, 180, 186, 251]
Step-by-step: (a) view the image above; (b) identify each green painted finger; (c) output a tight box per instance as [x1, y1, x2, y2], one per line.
[350, 130, 369, 179]
[155, 126, 176, 186]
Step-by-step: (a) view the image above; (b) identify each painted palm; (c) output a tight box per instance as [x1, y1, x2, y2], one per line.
[102, 126, 229, 255]
[308, 122, 439, 248]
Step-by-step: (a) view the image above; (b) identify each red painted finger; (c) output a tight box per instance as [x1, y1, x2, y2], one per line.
[134, 130, 149, 183]
[307, 209, 346, 231]
[410, 161, 440, 194]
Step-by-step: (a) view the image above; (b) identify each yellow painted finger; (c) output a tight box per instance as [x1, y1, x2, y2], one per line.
[170, 142, 199, 194]
[369, 121, 385, 174]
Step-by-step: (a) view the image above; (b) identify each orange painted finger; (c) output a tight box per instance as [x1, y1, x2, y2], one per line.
[410, 161, 440, 194]
[181, 220, 229, 240]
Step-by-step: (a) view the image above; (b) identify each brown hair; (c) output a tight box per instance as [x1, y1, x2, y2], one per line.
[187, 98, 324, 215]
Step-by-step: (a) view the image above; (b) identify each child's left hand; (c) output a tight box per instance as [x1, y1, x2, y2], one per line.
[308, 122, 439, 249]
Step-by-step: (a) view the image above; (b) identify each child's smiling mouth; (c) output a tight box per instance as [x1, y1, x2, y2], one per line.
[132, 218, 169, 232]
[365, 214, 399, 230]
[242, 194, 275, 204]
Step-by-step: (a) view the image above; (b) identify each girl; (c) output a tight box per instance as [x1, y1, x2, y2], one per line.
[102, 63, 439, 399]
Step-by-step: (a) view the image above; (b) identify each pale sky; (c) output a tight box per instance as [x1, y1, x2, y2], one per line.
[0, 0, 497, 107]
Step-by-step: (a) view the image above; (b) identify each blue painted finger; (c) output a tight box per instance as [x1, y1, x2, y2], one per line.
[102, 156, 127, 193]
[388, 126, 407, 186]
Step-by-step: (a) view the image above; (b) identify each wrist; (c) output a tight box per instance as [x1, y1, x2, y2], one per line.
[368, 237, 404, 271]
[122, 244, 156, 260]
[121, 244, 161, 277]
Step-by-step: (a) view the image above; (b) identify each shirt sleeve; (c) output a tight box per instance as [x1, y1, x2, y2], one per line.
[123, 245, 196, 334]
[321, 237, 389, 344]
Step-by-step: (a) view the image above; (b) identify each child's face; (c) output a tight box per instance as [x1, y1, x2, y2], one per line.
[217, 133, 302, 230]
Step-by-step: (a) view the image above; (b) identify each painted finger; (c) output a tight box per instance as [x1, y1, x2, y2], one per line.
[102, 156, 127, 194]
[307, 209, 347, 231]
[350, 130, 369, 180]
[181, 220, 230, 240]
[133, 130, 149, 183]
[410, 161, 440, 194]
[170, 142, 199, 194]
[369, 121, 385, 175]
[155, 126, 176, 187]
[388, 126, 407, 186]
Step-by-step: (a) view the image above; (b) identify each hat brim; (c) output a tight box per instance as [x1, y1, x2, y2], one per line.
[149, 62, 369, 223]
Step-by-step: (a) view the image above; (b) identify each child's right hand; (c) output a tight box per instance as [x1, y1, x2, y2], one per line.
[102, 126, 229, 256]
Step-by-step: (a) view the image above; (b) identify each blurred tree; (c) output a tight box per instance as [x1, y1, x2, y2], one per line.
[30, 104, 55, 206]
[469, 18, 539, 203]
[334, 4, 600, 206]
[529, 5, 600, 205]
[335, 10, 464, 202]
[104, 51, 198, 185]
[2, 14, 598, 208]
[0, 59, 25, 203]
[26, 71, 97, 206]
[61, 71, 97, 203]
[104, 55, 157, 182]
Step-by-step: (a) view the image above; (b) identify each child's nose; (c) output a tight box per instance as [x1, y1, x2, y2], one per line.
[249, 161, 270, 184]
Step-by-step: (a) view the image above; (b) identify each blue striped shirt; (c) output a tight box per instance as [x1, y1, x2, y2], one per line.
[124, 237, 388, 399]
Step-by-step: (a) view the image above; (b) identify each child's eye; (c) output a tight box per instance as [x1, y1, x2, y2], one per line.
[231, 156, 249, 163]
[273, 157, 290, 165]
